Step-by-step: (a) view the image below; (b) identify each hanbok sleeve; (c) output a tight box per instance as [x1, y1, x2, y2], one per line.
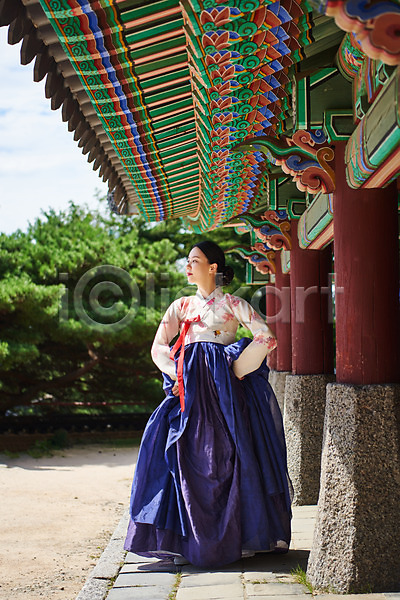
[228, 295, 277, 379]
[151, 300, 181, 379]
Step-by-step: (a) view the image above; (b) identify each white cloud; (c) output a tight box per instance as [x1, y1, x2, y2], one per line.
[0, 28, 108, 234]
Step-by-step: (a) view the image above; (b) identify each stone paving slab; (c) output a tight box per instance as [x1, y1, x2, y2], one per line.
[78, 504, 400, 600]
[244, 572, 296, 585]
[106, 585, 172, 600]
[292, 530, 315, 538]
[291, 541, 314, 551]
[176, 583, 244, 599]
[291, 535, 314, 542]
[112, 571, 175, 588]
[315, 596, 387, 600]
[245, 582, 310, 596]
[242, 550, 309, 573]
[292, 534, 314, 539]
[242, 570, 278, 582]
[181, 561, 242, 574]
[120, 559, 177, 574]
[292, 518, 317, 528]
[246, 595, 311, 600]
[180, 571, 242, 587]
[125, 552, 160, 564]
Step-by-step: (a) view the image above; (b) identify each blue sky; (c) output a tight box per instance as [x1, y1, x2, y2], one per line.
[0, 28, 108, 235]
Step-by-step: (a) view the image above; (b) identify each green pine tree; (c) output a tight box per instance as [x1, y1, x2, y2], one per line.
[0, 200, 251, 418]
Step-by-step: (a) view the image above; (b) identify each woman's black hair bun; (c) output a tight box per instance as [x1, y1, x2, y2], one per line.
[221, 265, 234, 286]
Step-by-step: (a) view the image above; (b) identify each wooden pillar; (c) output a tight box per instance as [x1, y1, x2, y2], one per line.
[269, 254, 291, 412]
[334, 142, 400, 384]
[274, 253, 291, 372]
[284, 221, 335, 504]
[265, 282, 277, 370]
[290, 220, 334, 374]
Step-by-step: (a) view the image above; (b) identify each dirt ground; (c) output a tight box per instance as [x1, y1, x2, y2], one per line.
[0, 445, 138, 600]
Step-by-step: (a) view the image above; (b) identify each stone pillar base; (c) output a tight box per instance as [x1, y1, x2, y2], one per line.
[307, 383, 400, 593]
[269, 370, 290, 413]
[284, 374, 334, 506]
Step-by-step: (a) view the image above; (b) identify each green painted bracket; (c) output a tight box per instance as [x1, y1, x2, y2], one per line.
[324, 109, 354, 142]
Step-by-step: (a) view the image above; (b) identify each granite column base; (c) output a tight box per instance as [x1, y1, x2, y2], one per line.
[283, 374, 334, 506]
[269, 370, 290, 413]
[307, 382, 400, 593]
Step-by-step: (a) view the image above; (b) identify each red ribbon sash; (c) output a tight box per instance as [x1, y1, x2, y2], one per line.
[169, 316, 201, 412]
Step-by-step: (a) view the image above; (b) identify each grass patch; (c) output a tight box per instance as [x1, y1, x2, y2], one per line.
[3, 449, 20, 459]
[68, 435, 143, 448]
[106, 574, 118, 592]
[291, 565, 315, 595]
[168, 572, 182, 600]
[23, 432, 141, 458]
[27, 439, 56, 458]
[291, 565, 344, 596]
[27, 429, 71, 458]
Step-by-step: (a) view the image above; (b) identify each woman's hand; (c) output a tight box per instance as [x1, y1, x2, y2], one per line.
[172, 381, 179, 396]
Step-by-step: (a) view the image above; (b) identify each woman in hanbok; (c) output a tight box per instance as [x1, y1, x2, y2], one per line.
[124, 241, 292, 568]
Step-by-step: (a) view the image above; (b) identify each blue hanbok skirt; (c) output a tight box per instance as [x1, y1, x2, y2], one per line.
[124, 338, 292, 568]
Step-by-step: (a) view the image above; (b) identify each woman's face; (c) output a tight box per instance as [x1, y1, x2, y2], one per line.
[186, 247, 217, 286]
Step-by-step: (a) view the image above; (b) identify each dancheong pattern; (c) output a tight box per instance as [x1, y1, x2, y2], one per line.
[310, 0, 400, 66]
[227, 209, 289, 273]
[36, 0, 398, 231]
[39, 0, 181, 221]
[38, 0, 314, 231]
[241, 129, 336, 195]
[180, 0, 314, 231]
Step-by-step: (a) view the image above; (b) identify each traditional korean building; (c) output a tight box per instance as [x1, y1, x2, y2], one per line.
[1, 0, 399, 593]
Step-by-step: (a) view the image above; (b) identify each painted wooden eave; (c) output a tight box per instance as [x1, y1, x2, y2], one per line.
[345, 67, 400, 189]
[1, 0, 356, 231]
